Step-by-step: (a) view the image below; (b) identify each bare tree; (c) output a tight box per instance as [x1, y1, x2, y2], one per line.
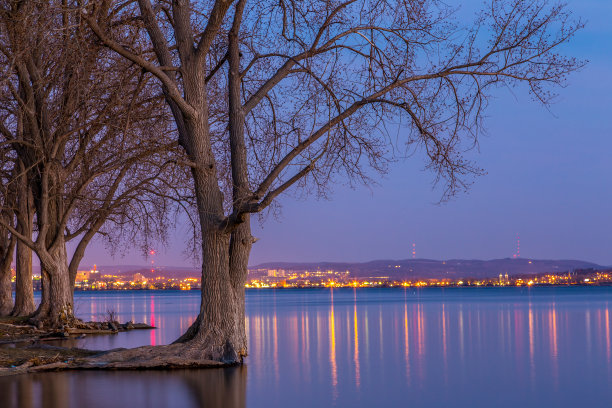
[0, 0, 182, 326]
[82, 0, 582, 364]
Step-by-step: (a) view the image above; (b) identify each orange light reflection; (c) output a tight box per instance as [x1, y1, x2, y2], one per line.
[330, 289, 338, 399]
[403, 293, 410, 384]
[353, 289, 360, 388]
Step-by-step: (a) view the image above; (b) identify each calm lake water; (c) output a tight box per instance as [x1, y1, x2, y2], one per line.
[2, 287, 612, 407]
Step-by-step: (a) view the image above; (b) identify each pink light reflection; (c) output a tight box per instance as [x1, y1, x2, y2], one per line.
[150, 296, 156, 346]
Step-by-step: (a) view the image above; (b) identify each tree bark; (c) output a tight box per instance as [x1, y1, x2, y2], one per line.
[173, 136, 248, 362]
[31, 170, 75, 327]
[12, 237, 34, 317]
[0, 235, 16, 316]
[35, 269, 50, 323]
[171, 126, 252, 361]
[0, 264, 12, 316]
[227, 221, 252, 360]
[28, 162, 75, 327]
[30, 240, 74, 328]
[0, 206, 16, 315]
[12, 177, 34, 316]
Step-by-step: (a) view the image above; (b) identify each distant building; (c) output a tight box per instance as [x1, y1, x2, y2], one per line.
[267, 269, 286, 278]
[133, 273, 147, 283]
[76, 270, 94, 282]
[76, 264, 99, 283]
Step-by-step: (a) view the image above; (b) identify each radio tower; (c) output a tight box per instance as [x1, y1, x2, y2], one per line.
[412, 243, 416, 259]
[149, 249, 157, 273]
[513, 234, 520, 258]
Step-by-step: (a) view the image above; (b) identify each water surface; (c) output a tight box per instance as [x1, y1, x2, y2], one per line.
[1, 287, 612, 407]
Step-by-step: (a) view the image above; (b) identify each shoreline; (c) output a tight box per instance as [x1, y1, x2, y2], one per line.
[62, 283, 612, 291]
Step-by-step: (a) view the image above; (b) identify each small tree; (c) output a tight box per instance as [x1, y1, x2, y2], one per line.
[85, 0, 582, 363]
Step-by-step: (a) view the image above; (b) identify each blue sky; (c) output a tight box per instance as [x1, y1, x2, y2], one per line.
[79, 0, 612, 267]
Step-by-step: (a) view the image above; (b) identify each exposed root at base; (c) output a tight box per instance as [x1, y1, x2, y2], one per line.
[0, 344, 231, 376]
[81, 344, 228, 369]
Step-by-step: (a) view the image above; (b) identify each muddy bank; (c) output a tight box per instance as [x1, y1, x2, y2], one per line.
[0, 317, 226, 376]
[0, 316, 189, 376]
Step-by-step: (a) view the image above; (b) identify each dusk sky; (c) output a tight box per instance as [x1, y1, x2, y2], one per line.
[78, 0, 612, 268]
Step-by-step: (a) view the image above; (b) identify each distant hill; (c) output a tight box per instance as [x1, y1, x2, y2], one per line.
[249, 258, 608, 280]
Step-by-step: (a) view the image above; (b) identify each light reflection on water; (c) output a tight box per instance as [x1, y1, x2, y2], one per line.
[1, 287, 612, 407]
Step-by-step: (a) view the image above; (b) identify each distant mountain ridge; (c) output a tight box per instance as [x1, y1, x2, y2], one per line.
[250, 258, 608, 280]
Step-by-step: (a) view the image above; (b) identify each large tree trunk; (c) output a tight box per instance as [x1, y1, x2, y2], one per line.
[172, 110, 250, 362]
[12, 239, 34, 316]
[30, 240, 74, 328]
[136, 2, 251, 363]
[227, 220, 253, 360]
[173, 168, 249, 363]
[29, 164, 75, 328]
[12, 181, 35, 316]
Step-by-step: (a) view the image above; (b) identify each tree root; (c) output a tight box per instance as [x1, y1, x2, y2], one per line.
[78, 344, 226, 369]
[0, 343, 227, 376]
